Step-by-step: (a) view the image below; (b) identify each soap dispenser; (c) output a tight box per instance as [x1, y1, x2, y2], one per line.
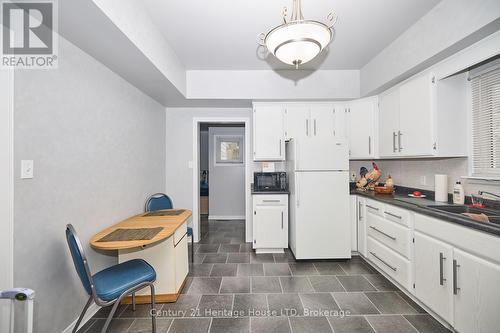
[453, 181, 465, 205]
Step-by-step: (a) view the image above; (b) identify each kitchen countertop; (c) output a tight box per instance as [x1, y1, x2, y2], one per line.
[351, 189, 500, 237]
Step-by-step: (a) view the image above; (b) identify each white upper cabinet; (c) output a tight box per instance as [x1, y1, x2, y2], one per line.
[379, 89, 401, 157]
[310, 104, 337, 139]
[284, 105, 310, 141]
[347, 97, 378, 159]
[253, 104, 285, 161]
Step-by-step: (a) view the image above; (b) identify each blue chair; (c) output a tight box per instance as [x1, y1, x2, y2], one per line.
[145, 193, 194, 263]
[66, 224, 157, 333]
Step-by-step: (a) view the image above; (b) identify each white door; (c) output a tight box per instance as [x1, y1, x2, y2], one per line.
[414, 232, 453, 323]
[285, 105, 310, 141]
[378, 89, 400, 157]
[399, 73, 436, 156]
[348, 99, 375, 159]
[294, 171, 350, 259]
[253, 105, 285, 160]
[357, 198, 367, 257]
[254, 205, 286, 248]
[294, 136, 349, 171]
[453, 249, 500, 333]
[310, 104, 335, 139]
[0, 69, 13, 332]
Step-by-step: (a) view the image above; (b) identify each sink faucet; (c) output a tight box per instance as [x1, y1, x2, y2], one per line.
[478, 190, 500, 200]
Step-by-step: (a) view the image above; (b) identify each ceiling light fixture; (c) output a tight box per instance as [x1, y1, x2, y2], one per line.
[259, 0, 337, 69]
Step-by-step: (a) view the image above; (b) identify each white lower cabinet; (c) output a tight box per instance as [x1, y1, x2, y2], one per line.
[414, 231, 454, 323]
[453, 249, 500, 333]
[357, 197, 367, 256]
[252, 194, 288, 252]
[350, 195, 358, 252]
[367, 237, 411, 289]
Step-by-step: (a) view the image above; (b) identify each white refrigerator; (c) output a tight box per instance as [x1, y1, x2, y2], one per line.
[287, 136, 351, 259]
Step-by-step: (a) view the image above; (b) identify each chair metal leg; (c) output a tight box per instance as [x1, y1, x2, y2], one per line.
[72, 297, 93, 333]
[150, 283, 157, 333]
[100, 300, 121, 333]
[191, 236, 194, 263]
[132, 292, 136, 311]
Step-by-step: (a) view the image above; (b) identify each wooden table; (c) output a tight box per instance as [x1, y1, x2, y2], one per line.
[90, 209, 192, 303]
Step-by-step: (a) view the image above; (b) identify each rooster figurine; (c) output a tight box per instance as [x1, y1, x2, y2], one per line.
[356, 162, 382, 190]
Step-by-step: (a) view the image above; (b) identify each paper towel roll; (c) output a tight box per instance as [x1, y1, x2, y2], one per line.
[435, 174, 448, 202]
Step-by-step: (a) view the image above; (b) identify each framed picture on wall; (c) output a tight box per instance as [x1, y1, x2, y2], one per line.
[215, 135, 244, 164]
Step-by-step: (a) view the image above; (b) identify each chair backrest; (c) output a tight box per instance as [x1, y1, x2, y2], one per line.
[65, 224, 93, 296]
[145, 193, 173, 212]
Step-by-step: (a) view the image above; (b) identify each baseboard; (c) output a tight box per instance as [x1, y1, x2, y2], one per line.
[61, 302, 100, 333]
[208, 215, 245, 220]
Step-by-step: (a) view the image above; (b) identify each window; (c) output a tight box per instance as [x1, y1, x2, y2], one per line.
[471, 66, 500, 177]
[215, 135, 244, 164]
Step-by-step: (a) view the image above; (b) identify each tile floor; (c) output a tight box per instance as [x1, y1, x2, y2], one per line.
[79, 219, 451, 333]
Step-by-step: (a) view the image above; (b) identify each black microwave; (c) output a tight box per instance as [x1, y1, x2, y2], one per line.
[254, 172, 288, 192]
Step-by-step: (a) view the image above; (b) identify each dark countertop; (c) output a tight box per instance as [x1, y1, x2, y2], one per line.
[351, 188, 500, 237]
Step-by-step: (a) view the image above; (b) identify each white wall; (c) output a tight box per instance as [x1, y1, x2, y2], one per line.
[208, 127, 245, 219]
[13, 37, 166, 333]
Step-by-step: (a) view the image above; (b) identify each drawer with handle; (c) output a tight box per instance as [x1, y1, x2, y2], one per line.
[365, 199, 384, 217]
[253, 194, 288, 206]
[367, 237, 411, 289]
[383, 204, 411, 227]
[367, 213, 411, 258]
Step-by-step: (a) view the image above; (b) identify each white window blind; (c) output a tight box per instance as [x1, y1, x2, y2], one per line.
[471, 67, 500, 176]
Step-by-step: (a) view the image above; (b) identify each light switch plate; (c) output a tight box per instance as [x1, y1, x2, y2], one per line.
[21, 160, 34, 179]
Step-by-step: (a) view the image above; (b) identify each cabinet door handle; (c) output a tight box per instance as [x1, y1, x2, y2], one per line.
[332, 109, 336, 136]
[398, 131, 403, 152]
[368, 136, 372, 155]
[369, 226, 396, 241]
[314, 119, 317, 136]
[384, 211, 402, 219]
[370, 251, 397, 271]
[281, 211, 284, 229]
[439, 252, 447, 285]
[279, 139, 282, 157]
[366, 204, 379, 211]
[305, 119, 309, 136]
[263, 200, 280, 203]
[453, 259, 460, 294]
[393, 132, 397, 153]
[358, 201, 363, 220]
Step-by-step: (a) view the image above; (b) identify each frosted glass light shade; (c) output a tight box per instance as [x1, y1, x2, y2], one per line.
[265, 21, 332, 66]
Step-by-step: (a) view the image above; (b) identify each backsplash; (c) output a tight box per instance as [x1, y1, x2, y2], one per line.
[349, 158, 500, 198]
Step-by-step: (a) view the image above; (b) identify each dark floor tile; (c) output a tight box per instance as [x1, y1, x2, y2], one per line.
[85, 318, 134, 333]
[313, 262, 346, 275]
[119, 303, 162, 318]
[337, 275, 377, 292]
[203, 253, 228, 264]
[332, 292, 379, 315]
[197, 244, 220, 253]
[93, 304, 128, 318]
[168, 318, 211, 333]
[220, 277, 251, 293]
[289, 263, 318, 276]
[127, 318, 172, 333]
[210, 317, 250, 333]
[364, 274, 398, 291]
[366, 315, 418, 333]
[404, 314, 452, 333]
[365, 292, 418, 314]
[239, 243, 253, 253]
[219, 244, 241, 253]
[327, 316, 375, 333]
[233, 294, 268, 317]
[267, 294, 304, 317]
[397, 291, 427, 313]
[211, 238, 232, 244]
[189, 264, 213, 277]
[264, 263, 292, 276]
[251, 277, 282, 293]
[76, 318, 96, 333]
[210, 264, 238, 277]
[198, 295, 234, 317]
[192, 254, 207, 264]
[280, 277, 314, 293]
[227, 253, 250, 264]
[251, 253, 275, 263]
[289, 317, 333, 333]
[237, 264, 264, 277]
[299, 293, 340, 316]
[160, 294, 201, 317]
[309, 276, 345, 292]
[181, 277, 193, 294]
[250, 317, 291, 333]
[187, 277, 222, 294]
[339, 262, 375, 275]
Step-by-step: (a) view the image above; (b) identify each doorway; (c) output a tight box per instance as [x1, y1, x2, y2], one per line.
[192, 117, 251, 243]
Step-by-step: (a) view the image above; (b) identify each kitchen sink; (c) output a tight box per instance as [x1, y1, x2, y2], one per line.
[428, 205, 500, 224]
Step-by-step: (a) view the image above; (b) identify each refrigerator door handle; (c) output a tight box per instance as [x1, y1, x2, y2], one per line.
[296, 177, 300, 207]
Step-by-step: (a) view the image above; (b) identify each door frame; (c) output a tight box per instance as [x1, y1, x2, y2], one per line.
[0, 69, 14, 329]
[192, 117, 251, 242]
